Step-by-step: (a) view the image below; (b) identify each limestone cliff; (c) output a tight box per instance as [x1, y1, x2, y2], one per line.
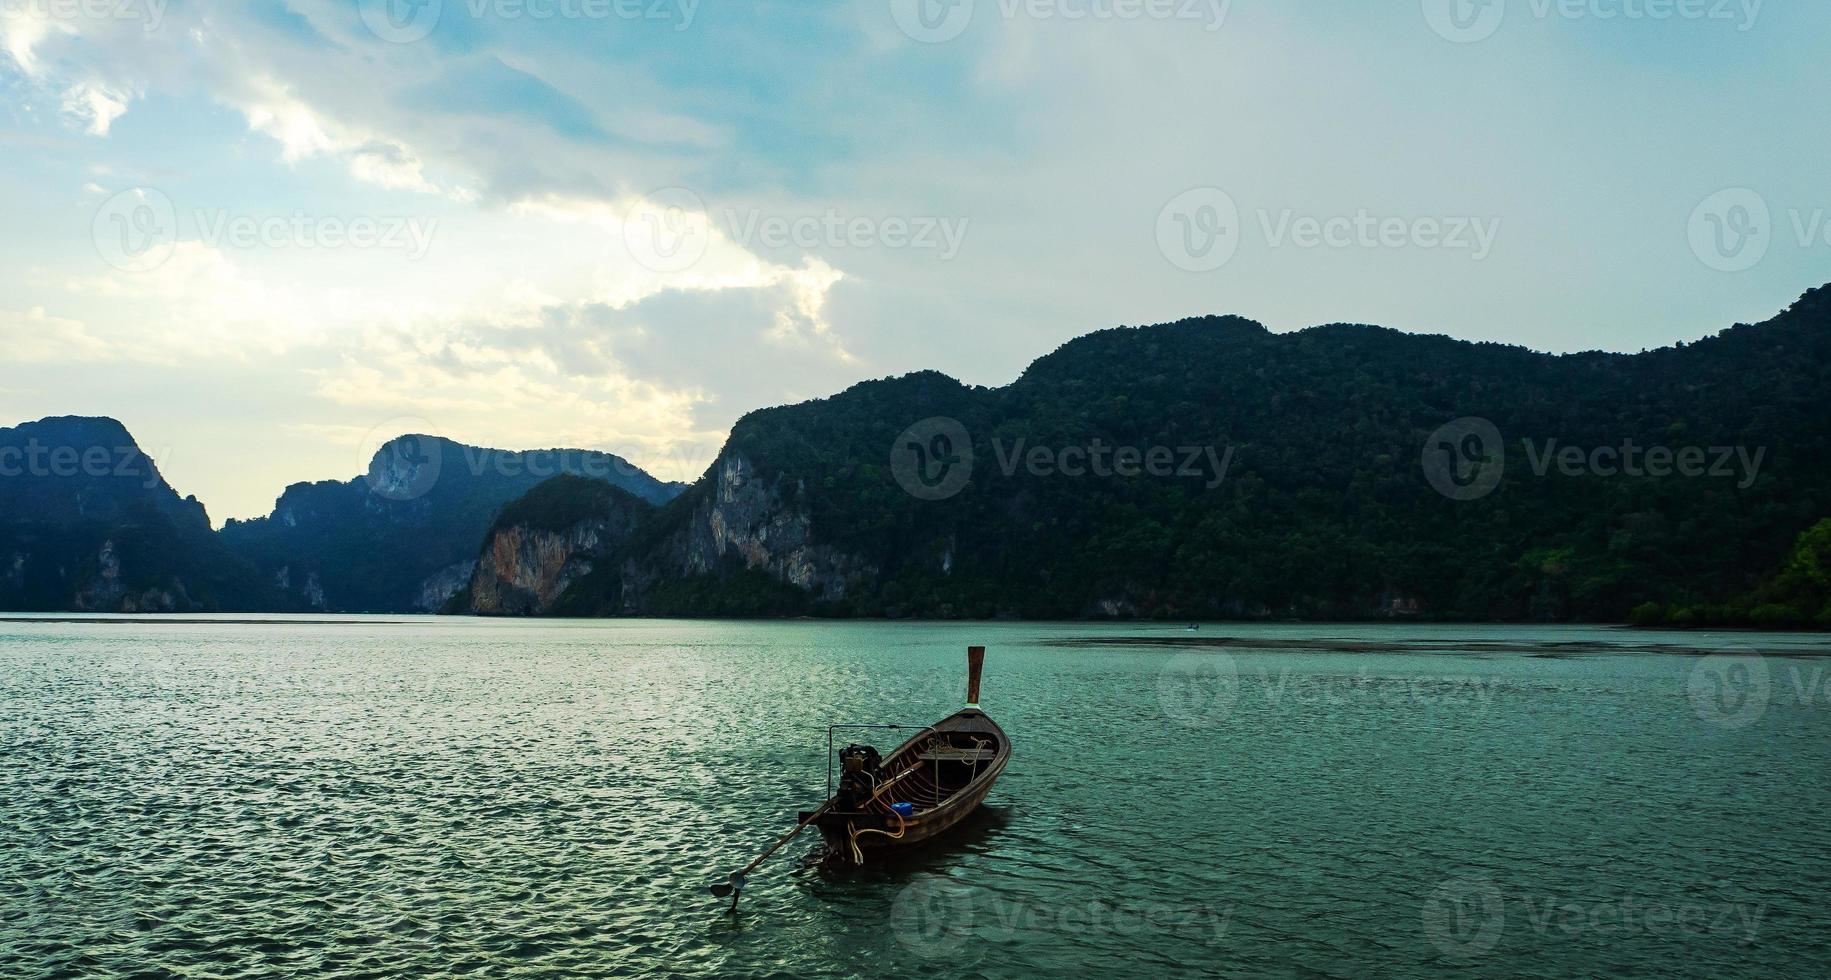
[470, 524, 614, 615]
[460, 475, 651, 616]
[682, 452, 870, 597]
[413, 561, 474, 612]
[610, 450, 877, 614]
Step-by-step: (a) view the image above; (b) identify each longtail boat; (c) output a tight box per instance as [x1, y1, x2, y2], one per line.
[805, 645, 1011, 862]
[710, 646, 1011, 910]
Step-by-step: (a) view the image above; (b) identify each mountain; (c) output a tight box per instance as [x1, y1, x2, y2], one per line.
[515, 285, 1831, 622]
[0, 416, 274, 612]
[445, 474, 655, 616]
[219, 436, 684, 612]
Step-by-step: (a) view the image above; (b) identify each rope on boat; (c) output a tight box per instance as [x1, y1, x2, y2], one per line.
[846, 808, 907, 864]
[840, 735, 992, 864]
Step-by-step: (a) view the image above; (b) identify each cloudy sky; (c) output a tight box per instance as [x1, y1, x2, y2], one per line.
[1, 0, 1825, 522]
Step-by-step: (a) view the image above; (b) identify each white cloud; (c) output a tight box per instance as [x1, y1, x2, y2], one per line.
[0, 306, 114, 362]
[0, 6, 59, 76]
[60, 80, 133, 135]
[240, 78, 442, 194]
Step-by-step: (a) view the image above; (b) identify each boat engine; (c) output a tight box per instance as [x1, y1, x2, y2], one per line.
[836, 743, 882, 808]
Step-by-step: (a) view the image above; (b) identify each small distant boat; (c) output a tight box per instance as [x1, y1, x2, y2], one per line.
[801, 646, 1011, 862]
[710, 646, 1010, 909]
[1186, 623, 1200, 631]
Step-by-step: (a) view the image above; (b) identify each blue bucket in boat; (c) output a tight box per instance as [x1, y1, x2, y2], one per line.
[890, 802, 915, 818]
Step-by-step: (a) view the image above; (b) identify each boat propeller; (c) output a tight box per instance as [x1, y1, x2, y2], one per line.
[709, 871, 747, 905]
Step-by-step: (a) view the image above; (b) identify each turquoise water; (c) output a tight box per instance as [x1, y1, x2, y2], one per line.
[2, 618, 1828, 977]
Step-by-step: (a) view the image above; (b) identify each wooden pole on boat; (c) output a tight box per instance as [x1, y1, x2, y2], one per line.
[709, 762, 927, 913]
[966, 645, 985, 708]
[710, 798, 837, 913]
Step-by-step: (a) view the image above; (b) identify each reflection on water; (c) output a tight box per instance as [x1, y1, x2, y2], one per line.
[1, 617, 1827, 977]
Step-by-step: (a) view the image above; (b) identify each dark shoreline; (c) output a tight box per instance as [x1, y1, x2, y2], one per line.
[1, 615, 1825, 648]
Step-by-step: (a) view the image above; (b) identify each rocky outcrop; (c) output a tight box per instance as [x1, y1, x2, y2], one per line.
[414, 561, 474, 612]
[611, 451, 876, 613]
[460, 475, 651, 616]
[691, 452, 874, 599]
[470, 525, 612, 615]
[69, 541, 192, 613]
[272, 565, 328, 610]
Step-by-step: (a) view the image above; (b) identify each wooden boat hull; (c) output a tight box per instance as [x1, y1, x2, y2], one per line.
[801, 707, 1009, 853]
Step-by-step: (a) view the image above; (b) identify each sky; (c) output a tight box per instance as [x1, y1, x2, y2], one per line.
[1, 0, 1826, 523]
